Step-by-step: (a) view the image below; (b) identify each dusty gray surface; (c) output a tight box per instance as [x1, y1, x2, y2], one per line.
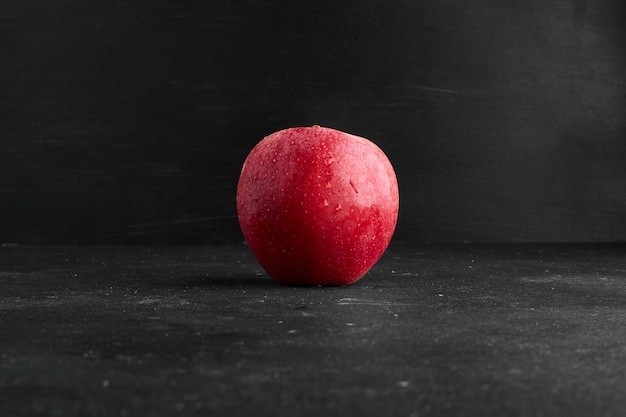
[1, 243, 625, 416]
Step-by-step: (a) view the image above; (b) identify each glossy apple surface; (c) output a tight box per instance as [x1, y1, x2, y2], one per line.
[236, 126, 399, 285]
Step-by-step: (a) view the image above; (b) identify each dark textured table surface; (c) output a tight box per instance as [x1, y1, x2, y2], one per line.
[1, 243, 625, 416]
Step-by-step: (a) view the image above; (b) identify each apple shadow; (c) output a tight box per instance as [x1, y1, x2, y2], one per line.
[166, 274, 277, 289]
[162, 274, 356, 290]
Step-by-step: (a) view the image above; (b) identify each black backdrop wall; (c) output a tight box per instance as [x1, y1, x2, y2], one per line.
[1, 0, 625, 244]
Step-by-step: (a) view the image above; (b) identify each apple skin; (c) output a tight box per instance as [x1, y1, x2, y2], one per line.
[236, 126, 399, 286]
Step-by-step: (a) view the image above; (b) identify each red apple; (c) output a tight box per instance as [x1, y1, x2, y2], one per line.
[236, 126, 399, 286]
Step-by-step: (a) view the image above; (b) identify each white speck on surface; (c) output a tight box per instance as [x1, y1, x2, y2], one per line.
[138, 298, 160, 305]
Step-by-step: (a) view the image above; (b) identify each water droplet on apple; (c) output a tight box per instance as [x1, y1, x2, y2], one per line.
[323, 198, 329, 207]
[324, 157, 335, 166]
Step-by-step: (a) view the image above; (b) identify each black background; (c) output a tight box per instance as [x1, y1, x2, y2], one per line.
[2, 0, 625, 245]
